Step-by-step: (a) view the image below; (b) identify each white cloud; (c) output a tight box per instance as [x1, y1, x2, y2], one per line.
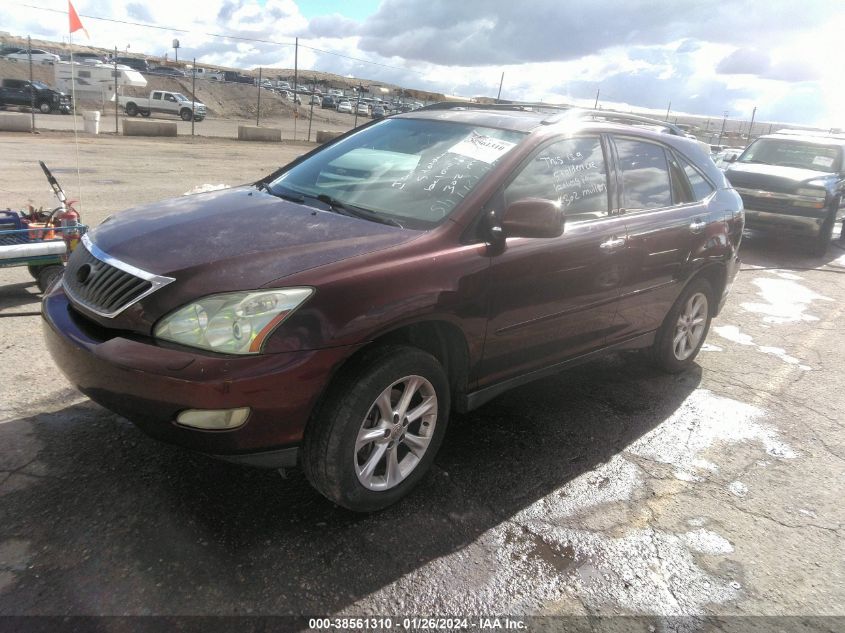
[0, 0, 842, 127]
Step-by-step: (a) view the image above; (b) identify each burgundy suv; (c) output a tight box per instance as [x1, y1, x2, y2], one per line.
[43, 105, 743, 511]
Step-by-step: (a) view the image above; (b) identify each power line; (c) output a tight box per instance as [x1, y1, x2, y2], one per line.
[17, 2, 428, 76]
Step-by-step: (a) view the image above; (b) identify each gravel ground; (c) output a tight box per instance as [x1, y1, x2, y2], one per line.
[0, 133, 843, 628]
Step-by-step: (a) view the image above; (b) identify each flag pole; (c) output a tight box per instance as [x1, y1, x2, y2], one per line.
[69, 30, 82, 213]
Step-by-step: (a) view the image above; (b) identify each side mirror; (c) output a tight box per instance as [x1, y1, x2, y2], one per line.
[500, 198, 565, 239]
[726, 154, 738, 163]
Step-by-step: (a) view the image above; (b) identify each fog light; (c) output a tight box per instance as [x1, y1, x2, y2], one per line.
[176, 407, 250, 430]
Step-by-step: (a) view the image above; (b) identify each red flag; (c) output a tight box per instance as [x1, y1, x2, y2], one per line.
[68, 0, 89, 38]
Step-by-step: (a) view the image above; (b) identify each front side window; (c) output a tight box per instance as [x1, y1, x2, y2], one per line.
[738, 138, 842, 173]
[504, 136, 609, 221]
[269, 118, 525, 229]
[615, 138, 673, 210]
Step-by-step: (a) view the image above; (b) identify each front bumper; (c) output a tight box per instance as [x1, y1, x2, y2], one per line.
[42, 286, 355, 466]
[744, 208, 827, 238]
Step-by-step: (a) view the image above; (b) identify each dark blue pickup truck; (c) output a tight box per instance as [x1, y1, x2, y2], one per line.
[0, 78, 72, 114]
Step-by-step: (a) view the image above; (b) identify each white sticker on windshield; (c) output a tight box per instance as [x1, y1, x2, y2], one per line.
[448, 132, 517, 164]
[812, 155, 834, 168]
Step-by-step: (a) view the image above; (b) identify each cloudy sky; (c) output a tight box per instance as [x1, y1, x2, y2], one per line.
[2, 0, 843, 127]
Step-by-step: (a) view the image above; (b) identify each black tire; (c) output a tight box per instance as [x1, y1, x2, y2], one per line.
[302, 345, 450, 512]
[36, 265, 64, 293]
[180, 108, 193, 121]
[651, 278, 713, 373]
[140, 110, 151, 117]
[39, 101, 52, 114]
[26, 264, 40, 280]
[810, 207, 836, 256]
[125, 102, 138, 116]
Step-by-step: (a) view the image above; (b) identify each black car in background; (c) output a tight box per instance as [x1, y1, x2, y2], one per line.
[113, 57, 150, 73]
[321, 95, 337, 109]
[0, 78, 71, 114]
[725, 131, 845, 255]
[149, 66, 187, 77]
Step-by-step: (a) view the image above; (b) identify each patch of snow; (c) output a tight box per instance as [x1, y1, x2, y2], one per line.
[741, 277, 832, 324]
[713, 325, 811, 371]
[682, 529, 734, 555]
[728, 481, 748, 497]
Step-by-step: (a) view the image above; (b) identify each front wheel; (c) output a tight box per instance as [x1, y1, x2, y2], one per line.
[810, 207, 836, 256]
[140, 110, 151, 117]
[180, 109, 193, 121]
[651, 278, 713, 373]
[39, 102, 52, 114]
[302, 345, 450, 512]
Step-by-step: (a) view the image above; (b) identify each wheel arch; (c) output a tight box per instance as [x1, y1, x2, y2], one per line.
[685, 262, 727, 316]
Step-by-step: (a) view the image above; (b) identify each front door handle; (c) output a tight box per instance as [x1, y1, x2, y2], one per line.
[600, 236, 626, 251]
[690, 218, 707, 233]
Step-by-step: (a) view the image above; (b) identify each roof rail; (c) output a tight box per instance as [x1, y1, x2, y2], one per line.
[772, 128, 845, 140]
[545, 109, 686, 136]
[416, 101, 571, 114]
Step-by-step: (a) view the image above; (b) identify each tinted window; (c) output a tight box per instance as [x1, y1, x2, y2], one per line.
[615, 139, 672, 210]
[504, 137, 609, 221]
[679, 157, 715, 201]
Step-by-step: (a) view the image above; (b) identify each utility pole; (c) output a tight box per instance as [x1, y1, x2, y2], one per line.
[717, 110, 729, 146]
[192, 58, 197, 136]
[114, 47, 119, 134]
[496, 72, 504, 102]
[28, 36, 35, 131]
[665, 100, 671, 121]
[256, 67, 262, 126]
[293, 37, 298, 141]
[748, 106, 757, 142]
[594, 89, 600, 109]
[307, 73, 315, 141]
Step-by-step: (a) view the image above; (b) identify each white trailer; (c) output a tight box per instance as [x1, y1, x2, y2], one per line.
[55, 61, 146, 98]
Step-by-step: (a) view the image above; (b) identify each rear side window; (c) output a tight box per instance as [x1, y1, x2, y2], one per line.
[504, 136, 609, 221]
[614, 138, 672, 210]
[679, 156, 715, 201]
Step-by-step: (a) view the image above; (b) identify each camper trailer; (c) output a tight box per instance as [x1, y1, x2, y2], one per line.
[55, 61, 146, 98]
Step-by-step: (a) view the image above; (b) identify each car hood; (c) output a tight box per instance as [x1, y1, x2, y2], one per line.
[88, 186, 420, 287]
[725, 163, 837, 194]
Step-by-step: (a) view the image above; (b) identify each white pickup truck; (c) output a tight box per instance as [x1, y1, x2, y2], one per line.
[117, 90, 206, 121]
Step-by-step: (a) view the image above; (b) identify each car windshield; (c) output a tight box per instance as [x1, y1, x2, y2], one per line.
[738, 138, 842, 173]
[172, 93, 189, 101]
[268, 118, 525, 229]
[31, 81, 50, 90]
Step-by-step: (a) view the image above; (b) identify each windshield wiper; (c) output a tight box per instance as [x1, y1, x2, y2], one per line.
[314, 194, 403, 228]
[256, 182, 305, 204]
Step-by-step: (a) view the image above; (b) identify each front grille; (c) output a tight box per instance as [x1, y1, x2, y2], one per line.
[63, 243, 153, 317]
[738, 194, 790, 214]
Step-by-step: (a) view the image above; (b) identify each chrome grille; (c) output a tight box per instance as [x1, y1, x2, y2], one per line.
[63, 235, 175, 318]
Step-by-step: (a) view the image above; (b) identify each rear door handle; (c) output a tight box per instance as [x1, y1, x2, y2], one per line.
[689, 218, 707, 233]
[600, 236, 626, 251]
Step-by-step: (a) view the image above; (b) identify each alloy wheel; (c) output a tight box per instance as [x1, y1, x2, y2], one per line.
[354, 375, 438, 491]
[672, 291, 708, 361]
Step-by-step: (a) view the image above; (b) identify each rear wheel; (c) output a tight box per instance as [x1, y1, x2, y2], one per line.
[302, 345, 450, 512]
[35, 264, 64, 293]
[651, 278, 713, 373]
[125, 102, 138, 116]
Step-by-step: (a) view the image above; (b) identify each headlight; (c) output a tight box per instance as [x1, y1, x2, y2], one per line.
[154, 288, 313, 354]
[796, 188, 826, 199]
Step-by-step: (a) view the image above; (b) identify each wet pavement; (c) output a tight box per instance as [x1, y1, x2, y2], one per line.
[1, 135, 844, 624]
